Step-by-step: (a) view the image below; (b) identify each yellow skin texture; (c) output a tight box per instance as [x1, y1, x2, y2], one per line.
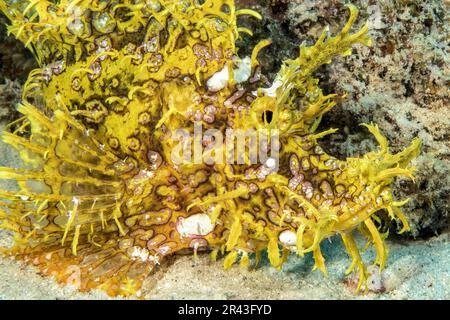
[0, 0, 421, 297]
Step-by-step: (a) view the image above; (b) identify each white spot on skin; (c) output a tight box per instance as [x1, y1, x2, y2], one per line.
[143, 169, 155, 178]
[130, 246, 149, 262]
[265, 157, 277, 169]
[206, 57, 252, 92]
[207, 65, 229, 91]
[176, 213, 214, 238]
[279, 230, 297, 250]
[157, 245, 172, 256]
[233, 56, 252, 83]
[253, 76, 283, 97]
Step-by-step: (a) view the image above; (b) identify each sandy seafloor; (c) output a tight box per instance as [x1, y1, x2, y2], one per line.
[0, 122, 449, 300]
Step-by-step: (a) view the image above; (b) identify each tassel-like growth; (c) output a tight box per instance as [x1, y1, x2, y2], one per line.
[0, 1, 420, 297]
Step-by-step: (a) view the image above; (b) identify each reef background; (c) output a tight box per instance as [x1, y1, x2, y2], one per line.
[0, 0, 448, 299]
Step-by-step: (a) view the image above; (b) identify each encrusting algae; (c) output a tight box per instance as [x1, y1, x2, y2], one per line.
[0, 0, 421, 297]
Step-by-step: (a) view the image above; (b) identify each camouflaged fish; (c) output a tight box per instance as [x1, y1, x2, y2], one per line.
[0, 0, 420, 297]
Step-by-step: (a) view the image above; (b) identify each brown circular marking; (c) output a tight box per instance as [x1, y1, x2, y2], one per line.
[85, 42, 96, 54]
[138, 112, 151, 125]
[314, 145, 324, 155]
[146, 53, 163, 70]
[67, 18, 92, 38]
[118, 238, 134, 250]
[192, 43, 210, 58]
[235, 181, 250, 199]
[248, 183, 258, 194]
[325, 159, 339, 170]
[309, 155, 320, 168]
[346, 184, 358, 198]
[168, 176, 177, 183]
[51, 60, 65, 75]
[108, 137, 120, 149]
[138, 209, 172, 227]
[175, 248, 194, 255]
[157, 241, 178, 256]
[110, 157, 136, 174]
[127, 137, 141, 151]
[169, 230, 178, 240]
[190, 30, 201, 39]
[319, 180, 334, 198]
[266, 210, 280, 226]
[147, 234, 167, 250]
[301, 181, 314, 200]
[281, 206, 294, 223]
[204, 105, 217, 114]
[88, 61, 102, 81]
[132, 239, 147, 249]
[253, 206, 261, 212]
[130, 229, 154, 241]
[165, 67, 181, 78]
[108, 96, 129, 113]
[301, 157, 311, 171]
[130, 51, 144, 65]
[288, 173, 304, 191]
[264, 197, 278, 209]
[147, 150, 162, 169]
[335, 184, 346, 196]
[95, 35, 112, 48]
[256, 218, 267, 227]
[124, 43, 137, 54]
[323, 199, 333, 207]
[110, 77, 120, 88]
[197, 169, 209, 184]
[295, 207, 306, 217]
[92, 12, 116, 34]
[72, 77, 81, 91]
[290, 154, 300, 175]
[85, 100, 108, 123]
[125, 216, 138, 227]
[203, 113, 215, 124]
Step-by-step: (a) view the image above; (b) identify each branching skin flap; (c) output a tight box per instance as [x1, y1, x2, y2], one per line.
[0, 0, 420, 297]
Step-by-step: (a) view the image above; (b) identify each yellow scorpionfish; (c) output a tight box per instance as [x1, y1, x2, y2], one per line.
[0, 0, 420, 297]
